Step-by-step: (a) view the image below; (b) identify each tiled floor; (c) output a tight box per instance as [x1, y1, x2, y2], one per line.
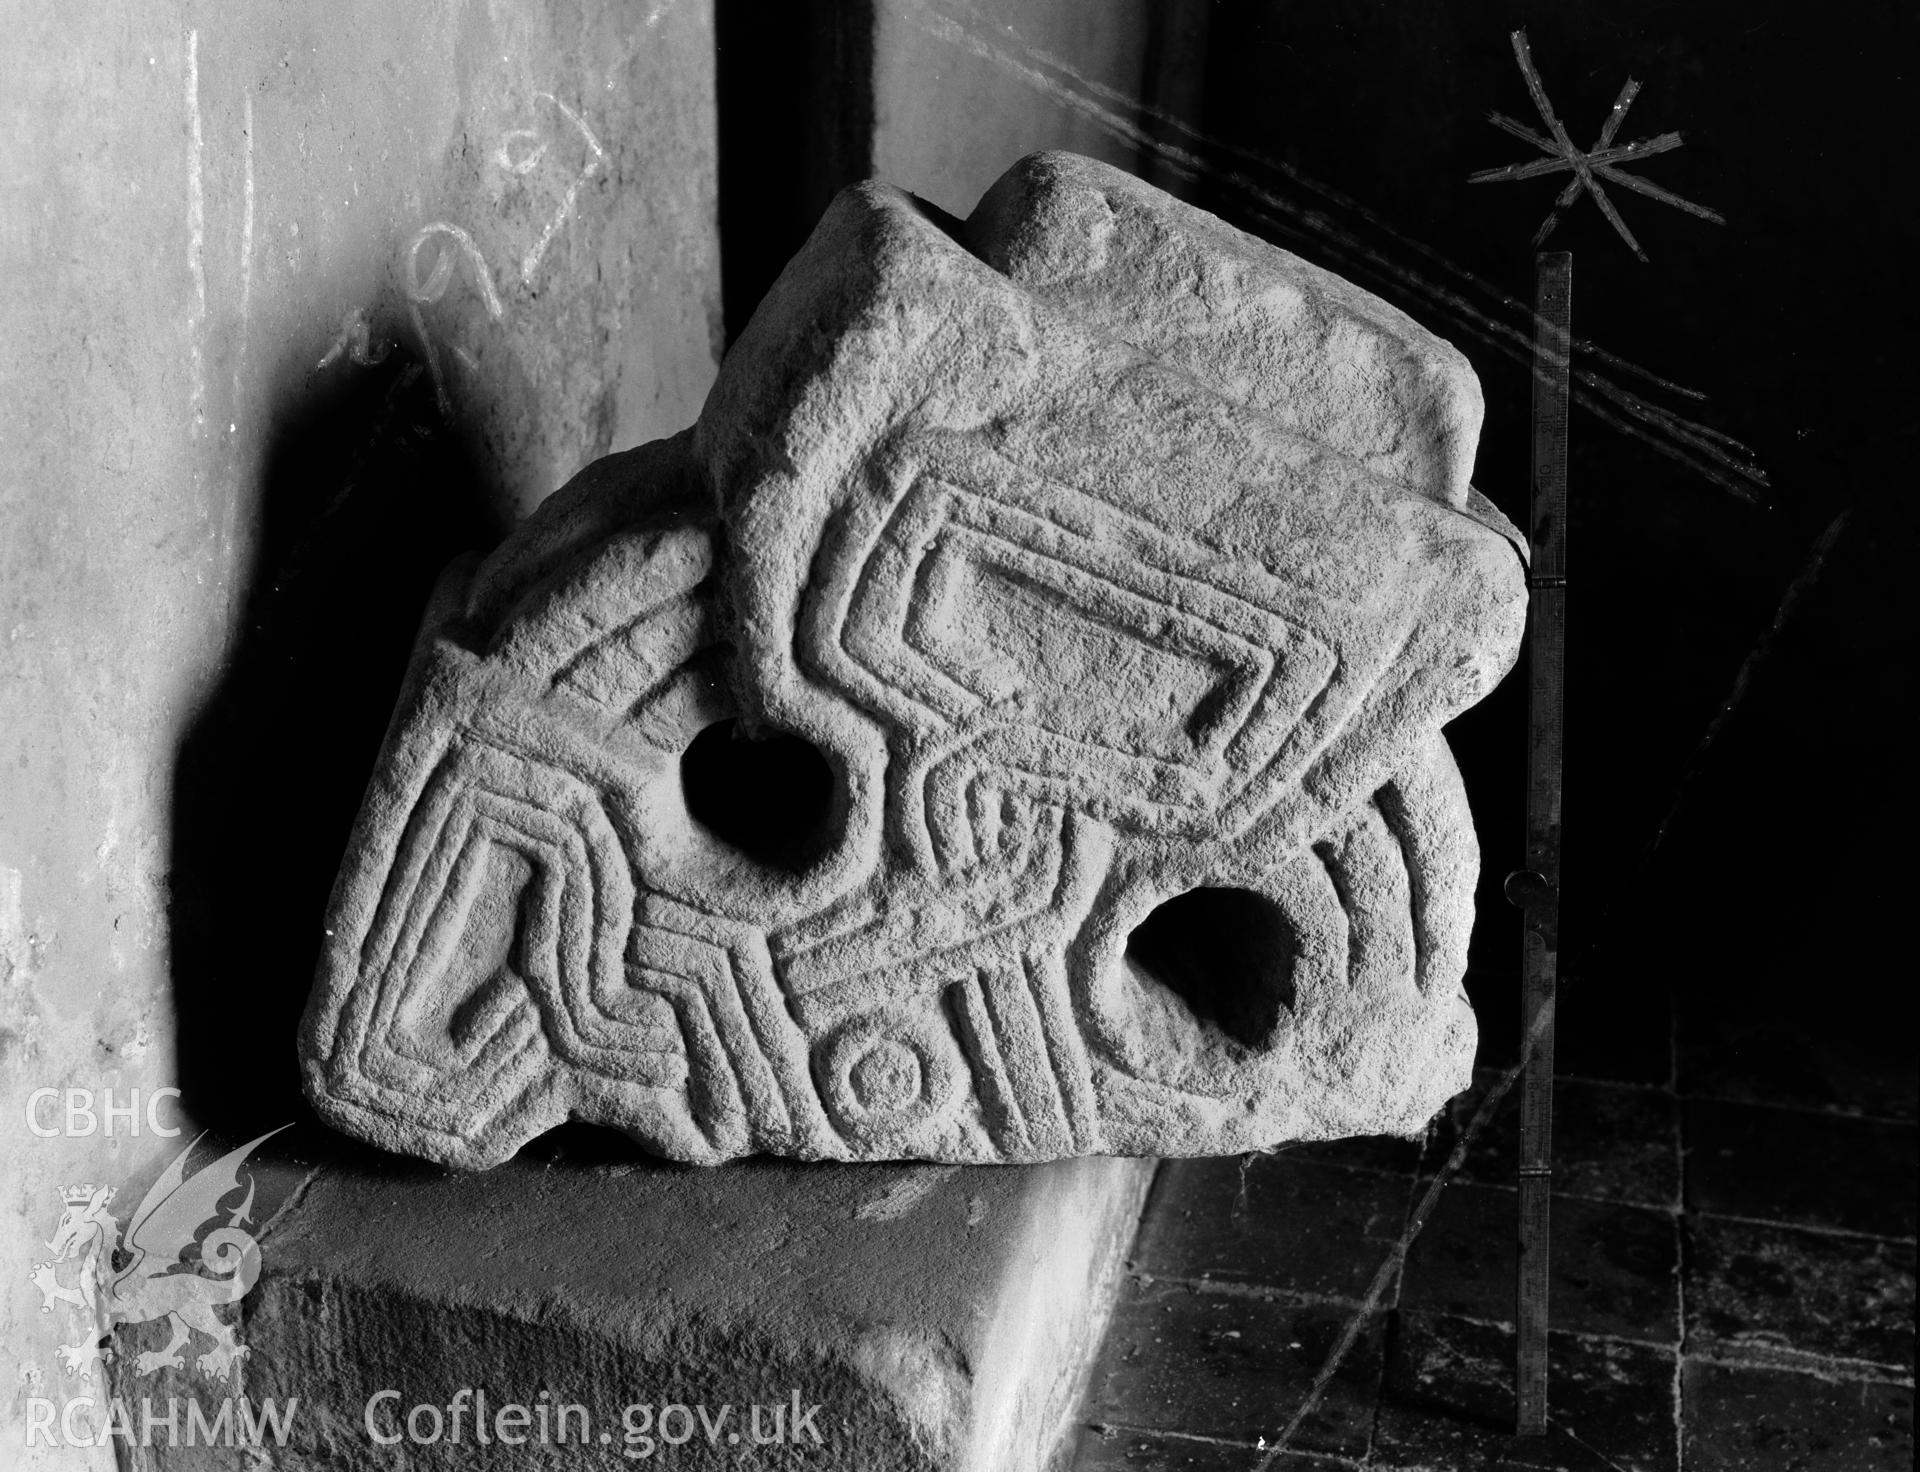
[1070, 990, 1915, 1470]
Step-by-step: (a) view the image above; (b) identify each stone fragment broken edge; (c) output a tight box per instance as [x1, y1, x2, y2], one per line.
[300, 152, 1527, 1169]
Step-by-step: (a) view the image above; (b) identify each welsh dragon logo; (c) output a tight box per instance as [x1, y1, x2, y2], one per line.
[31, 1127, 288, 1381]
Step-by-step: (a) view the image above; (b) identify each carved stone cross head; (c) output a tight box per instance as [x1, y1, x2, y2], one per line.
[300, 153, 1526, 1168]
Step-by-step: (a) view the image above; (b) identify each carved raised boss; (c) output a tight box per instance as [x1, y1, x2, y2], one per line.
[300, 153, 1527, 1168]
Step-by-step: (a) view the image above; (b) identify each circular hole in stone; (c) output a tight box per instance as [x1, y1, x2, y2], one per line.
[679, 718, 837, 873]
[1123, 887, 1297, 1051]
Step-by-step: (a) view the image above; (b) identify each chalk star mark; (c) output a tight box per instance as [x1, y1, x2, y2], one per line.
[1470, 30, 1724, 261]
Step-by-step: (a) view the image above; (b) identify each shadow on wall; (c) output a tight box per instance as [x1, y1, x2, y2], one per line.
[168, 355, 504, 1142]
[715, 0, 876, 347]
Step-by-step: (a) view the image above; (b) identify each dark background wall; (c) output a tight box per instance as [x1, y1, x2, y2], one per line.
[1187, 0, 1912, 1077]
[718, 0, 1915, 1080]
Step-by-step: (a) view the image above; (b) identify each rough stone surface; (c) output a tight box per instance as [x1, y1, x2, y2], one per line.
[969, 154, 1487, 507]
[145, 1149, 1153, 1472]
[301, 152, 1527, 1169]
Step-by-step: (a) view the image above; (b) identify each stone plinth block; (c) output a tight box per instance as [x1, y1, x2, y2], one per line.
[163, 1150, 1152, 1472]
[300, 152, 1527, 1169]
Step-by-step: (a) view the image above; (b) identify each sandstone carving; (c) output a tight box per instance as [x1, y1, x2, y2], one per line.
[300, 152, 1528, 1168]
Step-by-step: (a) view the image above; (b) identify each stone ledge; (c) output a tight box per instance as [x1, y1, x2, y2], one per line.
[148, 1142, 1152, 1470]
